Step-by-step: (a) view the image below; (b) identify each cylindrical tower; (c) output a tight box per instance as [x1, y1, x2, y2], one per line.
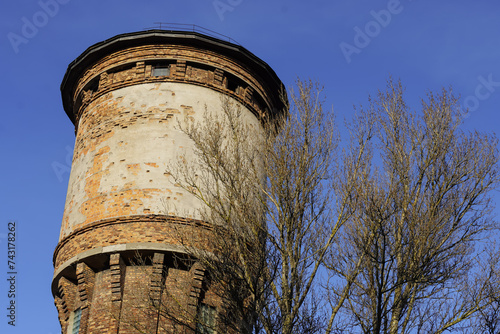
[53, 29, 284, 333]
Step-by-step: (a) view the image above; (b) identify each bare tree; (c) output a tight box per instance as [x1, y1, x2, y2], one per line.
[122, 79, 499, 334]
[166, 79, 370, 334]
[326, 79, 500, 333]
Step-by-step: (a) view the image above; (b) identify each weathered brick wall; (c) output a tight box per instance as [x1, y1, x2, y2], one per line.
[86, 269, 114, 333]
[55, 252, 226, 334]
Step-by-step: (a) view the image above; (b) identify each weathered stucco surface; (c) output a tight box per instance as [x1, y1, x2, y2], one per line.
[60, 82, 260, 240]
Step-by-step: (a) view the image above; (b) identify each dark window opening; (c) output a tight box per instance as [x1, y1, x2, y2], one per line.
[252, 91, 266, 111]
[225, 73, 246, 94]
[152, 65, 170, 77]
[72, 308, 82, 334]
[196, 303, 216, 334]
[149, 60, 174, 77]
[227, 79, 238, 92]
[83, 77, 99, 94]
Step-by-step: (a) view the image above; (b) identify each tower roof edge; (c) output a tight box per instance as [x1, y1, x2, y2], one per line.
[61, 29, 286, 124]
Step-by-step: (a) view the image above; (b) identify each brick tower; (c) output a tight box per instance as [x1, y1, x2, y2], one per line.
[53, 29, 284, 333]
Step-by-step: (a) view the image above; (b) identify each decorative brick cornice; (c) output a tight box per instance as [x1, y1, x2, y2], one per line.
[54, 296, 68, 333]
[71, 54, 273, 130]
[76, 262, 95, 307]
[188, 262, 206, 312]
[61, 31, 286, 127]
[56, 276, 76, 332]
[53, 214, 209, 267]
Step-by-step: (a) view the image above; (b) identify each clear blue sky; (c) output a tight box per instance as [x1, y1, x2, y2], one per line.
[1, 0, 499, 332]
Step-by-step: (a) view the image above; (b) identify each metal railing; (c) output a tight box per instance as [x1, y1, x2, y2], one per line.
[142, 23, 240, 45]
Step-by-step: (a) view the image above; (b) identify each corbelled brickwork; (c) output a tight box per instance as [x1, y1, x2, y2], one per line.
[54, 215, 214, 272]
[53, 30, 284, 333]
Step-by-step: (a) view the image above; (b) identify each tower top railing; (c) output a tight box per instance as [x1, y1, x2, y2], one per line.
[142, 23, 241, 45]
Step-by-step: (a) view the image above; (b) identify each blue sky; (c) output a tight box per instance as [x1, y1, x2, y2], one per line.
[1, 0, 499, 332]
